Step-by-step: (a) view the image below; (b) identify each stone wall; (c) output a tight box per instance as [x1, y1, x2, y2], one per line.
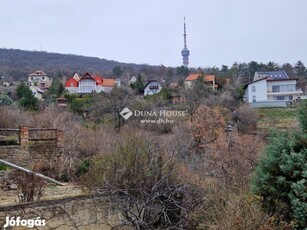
[0, 146, 32, 168]
[0, 142, 62, 168]
[0, 195, 133, 230]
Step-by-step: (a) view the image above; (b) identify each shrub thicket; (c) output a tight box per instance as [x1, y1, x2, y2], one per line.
[251, 132, 307, 228]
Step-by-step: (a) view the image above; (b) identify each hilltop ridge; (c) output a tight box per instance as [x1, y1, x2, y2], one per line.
[0, 48, 159, 80]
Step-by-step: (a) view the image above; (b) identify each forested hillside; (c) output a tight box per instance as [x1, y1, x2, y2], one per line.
[0, 48, 159, 80]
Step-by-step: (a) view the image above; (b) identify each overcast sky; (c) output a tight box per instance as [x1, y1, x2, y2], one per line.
[1, 0, 307, 68]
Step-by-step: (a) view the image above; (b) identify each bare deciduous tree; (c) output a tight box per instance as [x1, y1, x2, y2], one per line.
[82, 135, 202, 230]
[91, 87, 134, 131]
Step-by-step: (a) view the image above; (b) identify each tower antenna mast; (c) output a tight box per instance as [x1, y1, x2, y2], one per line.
[181, 17, 190, 67]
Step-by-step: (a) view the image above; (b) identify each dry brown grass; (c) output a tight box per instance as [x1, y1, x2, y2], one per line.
[194, 184, 293, 230]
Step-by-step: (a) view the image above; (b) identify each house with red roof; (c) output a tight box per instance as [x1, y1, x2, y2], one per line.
[65, 78, 79, 93]
[184, 73, 217, 90]
[65, 72, 116, 93]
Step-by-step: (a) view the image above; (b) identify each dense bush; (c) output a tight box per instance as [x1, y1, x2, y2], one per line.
[251, 132, 307, 228]
[298, 100, 307, 132]
[235, 104, 258, 133]
[83, 135, 202, 229]
[0, 94, 13, 106]
[16, 82, 39, 111]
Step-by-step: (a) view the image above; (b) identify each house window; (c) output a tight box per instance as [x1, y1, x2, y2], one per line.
[252, 96, 256, 102]
[272, 85, 280, 92]
[252, 86, 256, 92]
[275, 96, 285, 100]
[289, 96, 293, 101]
[281, 85, 295, 92]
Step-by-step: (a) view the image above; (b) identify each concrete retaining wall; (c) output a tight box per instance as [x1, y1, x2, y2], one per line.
[0, 143, 62, 168]
[0, 195, 132, 230]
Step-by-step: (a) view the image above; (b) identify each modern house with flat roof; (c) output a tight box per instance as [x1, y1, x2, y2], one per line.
[244, 71, 304, 107]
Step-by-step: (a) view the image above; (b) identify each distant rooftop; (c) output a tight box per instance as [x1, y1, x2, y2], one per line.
[254, 70, 289, 81]
[185, 73, 215, 82]
[28, 70, 48, 76]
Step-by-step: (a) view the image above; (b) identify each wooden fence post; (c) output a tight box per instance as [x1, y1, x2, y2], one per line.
[56, 130, 64, 148]
[19, 126, 29, 148]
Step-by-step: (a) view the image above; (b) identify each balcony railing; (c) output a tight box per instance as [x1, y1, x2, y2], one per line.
[267, 89, 303, 95]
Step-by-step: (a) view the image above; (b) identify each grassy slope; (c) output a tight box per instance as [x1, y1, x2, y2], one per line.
[257, 107, 300, 132]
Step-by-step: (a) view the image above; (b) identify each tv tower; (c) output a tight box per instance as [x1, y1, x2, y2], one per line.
[181, 17, 190, 67]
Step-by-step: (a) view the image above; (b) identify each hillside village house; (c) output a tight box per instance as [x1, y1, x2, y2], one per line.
[244, 70, 304, 107]
[56, 97, 68, 107]
[170, 93, 185, 104]
[129, 76, 137, 85]
[184, 74, 217, 90]
[28, 70, 52, 90]
[143, 80, 162, 96]
[30, 85, 44, 100]
[65, 72, 116, 93]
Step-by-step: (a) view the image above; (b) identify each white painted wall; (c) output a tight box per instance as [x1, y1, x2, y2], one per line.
[184, 81, 193, 89]
[29, 86, 43, 100]
[66, 87, 78, 93]
[245, 79, 267, 103]
[101, 86, 113, 93]
[78, 79, 96, 93]
[144, 82, 162, 96]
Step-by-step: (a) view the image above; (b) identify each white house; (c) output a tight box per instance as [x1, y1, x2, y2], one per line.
[143, 80, 162, 96]
[129, 76, 137, 84]
[77, 73, 97, 93]
[3, 82, 11, 87]
[244, 71, 304, 107]
[65, 72, 116, 93]
[28, 70, 52, 90]
[30, 85, 44, 100]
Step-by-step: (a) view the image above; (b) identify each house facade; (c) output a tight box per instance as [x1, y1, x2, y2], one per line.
[129, 76, 137, 85]
[65, 72, 115, 93]
[184, 74, 217, 90]
[56, 97, 68, 107]
[77, 73, 97, 93]
[30, 85, 44, 100]
[171, 93, 185, 104]
[143, 80, 162, 96]
[244, 71, 304, 107]
[28, 70, 52, 90]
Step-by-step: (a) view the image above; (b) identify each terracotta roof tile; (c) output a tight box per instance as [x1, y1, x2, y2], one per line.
[94, 75, 103, 86]
[65, 78, 78, 87]
[185, 74, 199, 81]
[185, 74, 215, 82]
[102, 79, 115, 87]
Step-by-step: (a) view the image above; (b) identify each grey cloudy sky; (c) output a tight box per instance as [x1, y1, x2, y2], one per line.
[1, 0, 307, 68]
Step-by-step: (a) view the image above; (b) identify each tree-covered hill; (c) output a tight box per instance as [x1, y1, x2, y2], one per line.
[0, 48, 159, 80]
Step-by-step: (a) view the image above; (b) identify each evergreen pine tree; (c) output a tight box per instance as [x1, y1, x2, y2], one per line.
[251, 131, 307, 228]
[16, 82, 39, 111]
[298, 100, 307, 133]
